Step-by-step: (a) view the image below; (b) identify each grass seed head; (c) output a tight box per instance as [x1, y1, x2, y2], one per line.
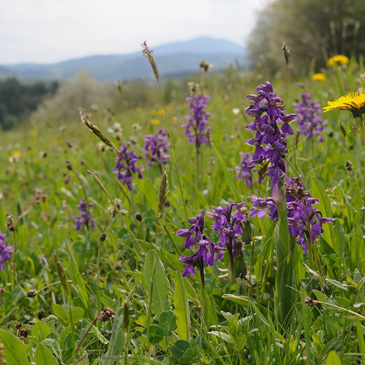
[79, 111, 114, 148]
[141, 41, 160, 82]
[282, 42, 290, 66]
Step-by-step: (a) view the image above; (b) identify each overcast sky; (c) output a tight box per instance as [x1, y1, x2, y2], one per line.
[0, 0, 268, 64]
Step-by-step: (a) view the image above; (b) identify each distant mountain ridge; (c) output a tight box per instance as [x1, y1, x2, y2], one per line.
[0, 37, 246, 82]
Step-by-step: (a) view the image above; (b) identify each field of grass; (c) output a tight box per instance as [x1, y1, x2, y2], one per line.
[0, 58, 364, 364]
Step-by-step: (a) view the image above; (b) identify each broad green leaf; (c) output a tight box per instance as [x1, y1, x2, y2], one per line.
[143, 249, 170, 316]
[171, 340, 191, 360]
[159, 311, 176, 333]
[274, 188, 295, 328]
[35, 343, 57, 365]
[52, 304, 84, 323]
[52, 304, 67, 322]
[0, 329, 30, 365]
[143, 325, 165, 344]
[254, 220, 276, 281]
[173, 273, 190, 341]
[59, 326, 72, 347]
[31, 321, 51, 341]
[202, 286, 217, 327]
[325, 350, 342, 365]
[69, 307, 85, 322]
[104, 308, 124, 365]
[312, 289, 329, 302]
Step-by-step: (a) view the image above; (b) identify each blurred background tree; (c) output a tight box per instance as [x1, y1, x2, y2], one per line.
[248, 0, 365, 76]
[0, 78, 58, 130]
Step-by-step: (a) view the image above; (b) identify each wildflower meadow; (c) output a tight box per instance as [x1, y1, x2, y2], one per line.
[0, 45, 364, 365]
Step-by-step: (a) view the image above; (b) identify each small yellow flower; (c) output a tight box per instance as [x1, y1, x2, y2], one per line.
[157, 109, 165, 116]
[311, 73, 326, 82]
[327, 55, 349, 67]
[11, 151, 21, 157]
[323, 90, 365, 117]
[150, 118, 159, 125]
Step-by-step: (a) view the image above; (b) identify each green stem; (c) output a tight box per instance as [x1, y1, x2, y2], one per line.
[68, 296, 76, 364]
[68, 315, 99, 365]
[156, 85, 188, 221]
[12, 229, 17, 290]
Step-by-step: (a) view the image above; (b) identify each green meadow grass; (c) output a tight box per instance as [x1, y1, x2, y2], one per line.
[0, 61, 364, 364]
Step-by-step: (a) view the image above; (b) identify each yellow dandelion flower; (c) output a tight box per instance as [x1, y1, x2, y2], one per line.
[327, 55, 349, 67]
[311, 73, 326, 82]
[11, 151, 21, 157]
[323, 90, 365, 117]
[150, 118, 159, 125]
[157, 109, 165, 116]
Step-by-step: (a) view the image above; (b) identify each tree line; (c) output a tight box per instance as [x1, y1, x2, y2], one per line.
[248, 0, 365, 75]
[0, 78, 58, 130]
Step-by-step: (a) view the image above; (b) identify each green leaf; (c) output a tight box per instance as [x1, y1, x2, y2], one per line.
[274, 188, 295, 328]
[310, 177, 334, 248]
[12, 289, 25, 303]
[222, 294, 285, 342]
[356, 320, 365, 361]
[52, 304, 67, 322]
[69, 307, 85, 322]
[143, 250, 170, 316]
[171, 340, 191, 360]
[104, 308, 124, 365]
[325, 279, 351, 291]
[52, 304, 84, 323]
[254, 220, 276, 281]
[67, 242, 93, 318]
[143, 326, 165, 344]
[173, 273, 190, 341]
[211, 143, 240, 201]
[0, 329, 30, 365]
[159, 311, 176, 333]
[325, 350, 342, 365]
[312, 289, 329, 303]
[31, 321, 51, 341]
[90, 323, 109, 345]
[35, 343, 58, 365]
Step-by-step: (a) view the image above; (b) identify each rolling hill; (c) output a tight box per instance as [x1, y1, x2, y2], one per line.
[0, 37, 245, 81]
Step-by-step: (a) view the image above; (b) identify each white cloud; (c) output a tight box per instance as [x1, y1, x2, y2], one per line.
[0, 0, 266, 63]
